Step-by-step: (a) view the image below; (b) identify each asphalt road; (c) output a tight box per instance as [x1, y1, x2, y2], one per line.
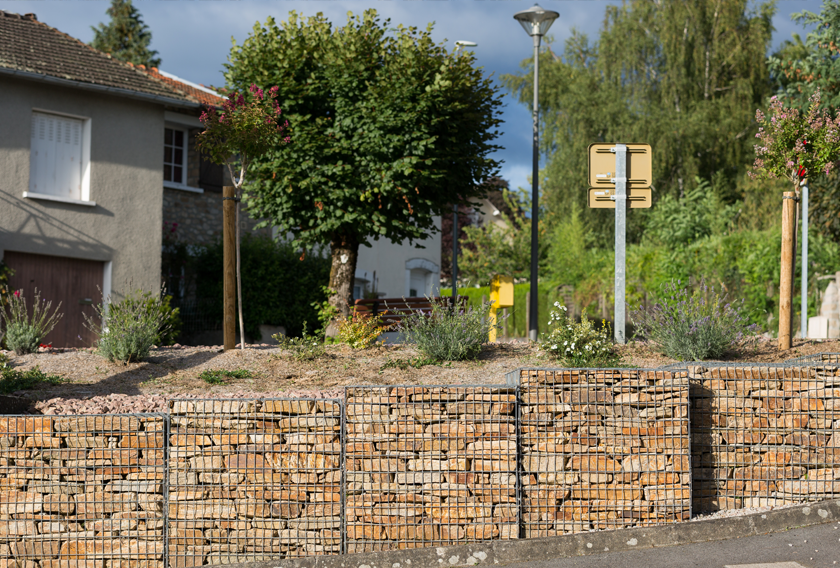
[495, 522, 840, 568]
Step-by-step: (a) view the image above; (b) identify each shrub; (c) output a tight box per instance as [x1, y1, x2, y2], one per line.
[199, 369, 252, 385]
[2, 289, 63, 355]
[273, 323, 326, 361]
[398, 297, 497, 362]
[86, 289, 173, 364]
[630, 279, 759, 361]
[0, 365, 63, 394]
[337, 311, 388, 349]
[194, 234, 330, 339]
[540, 303, 619, 367]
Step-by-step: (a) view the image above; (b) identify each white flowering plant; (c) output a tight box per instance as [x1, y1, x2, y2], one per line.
[540, 302, 620, 367]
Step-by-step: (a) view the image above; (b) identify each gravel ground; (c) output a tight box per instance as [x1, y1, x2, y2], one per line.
[2, 336, 838, 415]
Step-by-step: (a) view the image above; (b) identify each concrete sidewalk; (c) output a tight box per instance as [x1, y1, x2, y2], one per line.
[226, 499, 840, 568]
[494, 522, 840, 567]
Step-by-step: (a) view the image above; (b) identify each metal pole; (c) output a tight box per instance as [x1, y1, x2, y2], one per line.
[452, 204, 458, 302]
[614, 144, 627, 343]
[801, 181, 809, 339]
[528, 33, 540, 342]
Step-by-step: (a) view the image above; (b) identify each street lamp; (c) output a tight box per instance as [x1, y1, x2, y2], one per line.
[514, 4, 559, 342]
[451, 41, 477, 306]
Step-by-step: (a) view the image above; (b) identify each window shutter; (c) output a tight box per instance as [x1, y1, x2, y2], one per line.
[30, 112, 82, 199]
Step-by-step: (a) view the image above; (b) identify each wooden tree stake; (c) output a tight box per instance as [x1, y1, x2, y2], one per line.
[778, 191, 796, 350]
[223, 185, 236, 351]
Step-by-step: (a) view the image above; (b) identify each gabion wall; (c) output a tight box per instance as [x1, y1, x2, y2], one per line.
[1, 363, 838, 566]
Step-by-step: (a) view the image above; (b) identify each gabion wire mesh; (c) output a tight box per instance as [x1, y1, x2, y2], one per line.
[517, 369, 691, 537]
[167, 399, 342, 565]
[0, 414, 168, 568]
[344, 386, 518, 552]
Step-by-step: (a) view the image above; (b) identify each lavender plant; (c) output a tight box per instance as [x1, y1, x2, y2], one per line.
[2, 289, 63, 355]
[398, 297, 499, 362]
[630, 280, 759, 361]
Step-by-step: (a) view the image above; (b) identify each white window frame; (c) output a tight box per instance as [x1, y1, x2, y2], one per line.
[163, 122, 203, 194]
[24, 109, 94, 207]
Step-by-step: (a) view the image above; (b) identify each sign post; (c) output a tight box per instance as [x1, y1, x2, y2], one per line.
[587, 143, 652, 344]
[614, 144, 627, 344]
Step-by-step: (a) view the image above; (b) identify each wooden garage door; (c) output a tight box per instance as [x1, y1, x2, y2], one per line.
[5, 251, 103, 348]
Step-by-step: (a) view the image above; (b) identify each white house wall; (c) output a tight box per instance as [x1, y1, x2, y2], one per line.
[0, 76, 164, 301]
[355, 216, 441, 298]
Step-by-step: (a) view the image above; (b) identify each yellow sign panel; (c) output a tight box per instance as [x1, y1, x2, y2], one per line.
[588, 188, 652, 209]
[490, 275, 514, 308]
[588, 143, 652, 189]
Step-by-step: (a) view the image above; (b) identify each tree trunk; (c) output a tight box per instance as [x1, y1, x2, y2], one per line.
[326, 234, 359, 337]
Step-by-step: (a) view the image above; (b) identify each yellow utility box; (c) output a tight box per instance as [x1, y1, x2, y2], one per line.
[489, 275, 514, 342]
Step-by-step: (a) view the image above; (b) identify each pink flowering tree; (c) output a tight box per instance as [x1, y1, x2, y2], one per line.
[752, 90, 840, 186]
[752, 89, 840, 347]
[197, 85, 289, 348]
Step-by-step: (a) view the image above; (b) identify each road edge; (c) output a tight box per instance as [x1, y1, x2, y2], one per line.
[224, 499, 840, 568]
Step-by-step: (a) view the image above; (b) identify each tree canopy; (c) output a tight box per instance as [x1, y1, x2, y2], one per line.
[502, 0, 776, 241]
[224, 10, 503, 317]
[90, 0, 161, 68]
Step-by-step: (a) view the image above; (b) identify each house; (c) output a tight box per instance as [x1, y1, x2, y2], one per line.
[0, 10, 252, 347]
[0, 10, 442, 347]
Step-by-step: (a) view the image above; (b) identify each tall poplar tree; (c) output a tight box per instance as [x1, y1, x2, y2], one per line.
[503, 0, 775, 241]
[90, 0, 161, 68]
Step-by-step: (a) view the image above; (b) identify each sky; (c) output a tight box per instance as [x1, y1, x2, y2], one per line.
[1, 0, 826, 193]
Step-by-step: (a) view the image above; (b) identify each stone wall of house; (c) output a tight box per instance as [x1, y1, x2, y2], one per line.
[162, 189, 270, 248]
[689, 365, 840, 512]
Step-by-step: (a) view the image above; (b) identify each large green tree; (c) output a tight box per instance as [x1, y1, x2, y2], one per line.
[224, 10, 503, 320]
[503, 0, 775, 242]
[90, 0, 161, 68]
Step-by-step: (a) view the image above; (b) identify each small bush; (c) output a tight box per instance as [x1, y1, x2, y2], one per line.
[274, 323, 326, 361]
[630, 279, 759, 361]
[2, 289, 63, 355]
[398, 297, 497, 362]
[541, 303, 620, 367]
[0, 365, 63, 394]
[338, 311, 388, 349]
[199, 369, 252, 385]
[86, 289, 173, 364]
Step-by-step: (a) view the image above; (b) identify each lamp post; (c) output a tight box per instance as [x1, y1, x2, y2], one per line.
[514, 4, 559, 342]
[451, 41, 477, 306]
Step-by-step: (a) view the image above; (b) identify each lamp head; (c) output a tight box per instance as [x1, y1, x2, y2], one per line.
[455, 40, 478, 47]
[513, 4, 560, 37]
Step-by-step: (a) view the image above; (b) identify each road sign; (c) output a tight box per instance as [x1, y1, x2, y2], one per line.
[589, 187, 652, 209]
[588, 143, 652, 189]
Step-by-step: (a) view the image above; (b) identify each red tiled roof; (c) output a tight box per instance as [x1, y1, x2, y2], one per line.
[142, 67, 224, 106]
[0, 10, 197, 105]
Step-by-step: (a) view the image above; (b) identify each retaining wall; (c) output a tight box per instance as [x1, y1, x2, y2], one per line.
[1, 364, 839, 568]
[688, 364, 840, 512]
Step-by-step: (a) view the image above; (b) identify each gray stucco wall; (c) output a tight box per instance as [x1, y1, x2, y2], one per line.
[0, 76, 164, 300]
